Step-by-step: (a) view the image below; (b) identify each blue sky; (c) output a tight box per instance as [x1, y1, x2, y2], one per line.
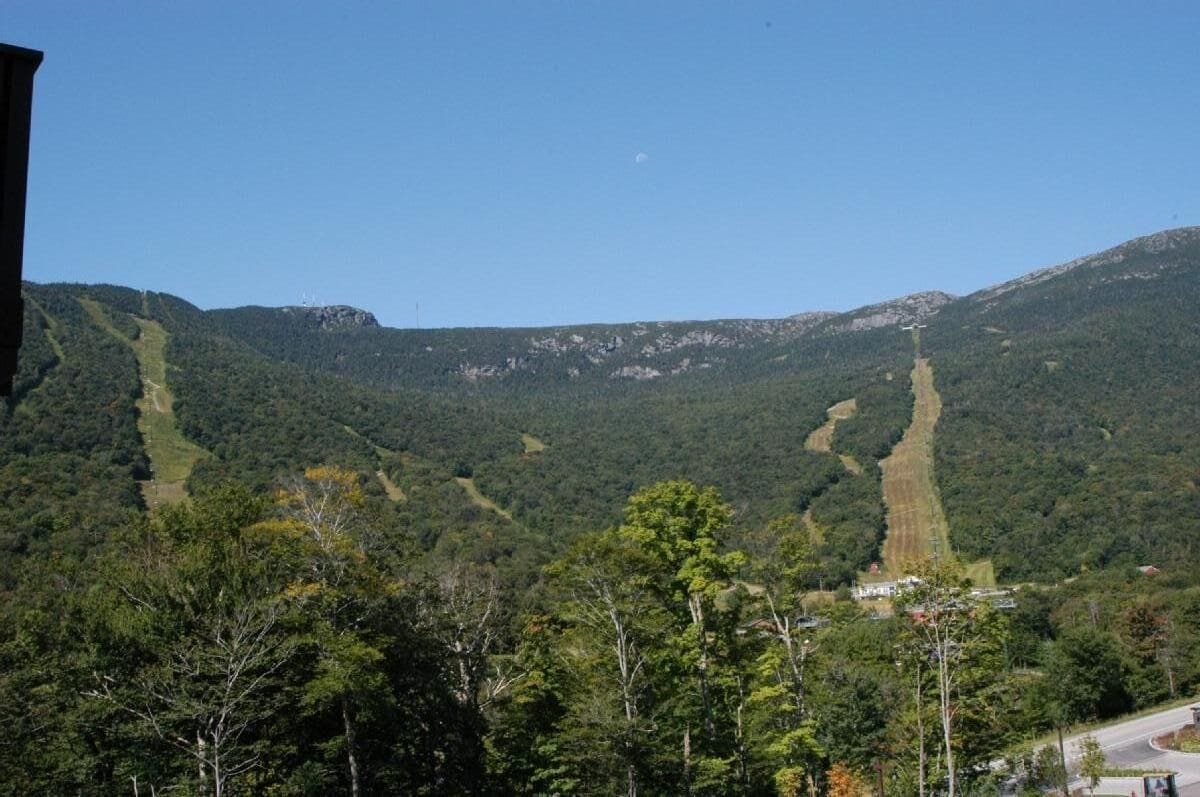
[5, 2, 1198, 328]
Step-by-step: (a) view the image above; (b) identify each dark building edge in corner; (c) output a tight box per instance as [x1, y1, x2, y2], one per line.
[0, 42, 44, 396]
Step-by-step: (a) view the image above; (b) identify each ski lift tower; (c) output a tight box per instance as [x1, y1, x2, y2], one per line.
[1, 43, 43, 396]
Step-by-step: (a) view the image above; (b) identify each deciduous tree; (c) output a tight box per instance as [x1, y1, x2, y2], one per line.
[895, 558, 1008, 797]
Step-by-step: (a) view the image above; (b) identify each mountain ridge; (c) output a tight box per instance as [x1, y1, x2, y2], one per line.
[973, 225, 1200, 303]
[5, 225, 1200, 585]
[207, 226, 1200, 340]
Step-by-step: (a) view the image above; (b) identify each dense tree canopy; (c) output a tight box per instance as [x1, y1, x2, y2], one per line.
[6, 230, 1200, 791]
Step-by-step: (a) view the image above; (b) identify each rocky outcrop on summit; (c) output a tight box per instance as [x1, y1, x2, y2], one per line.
[973, 226, 1200, 302]
[610, 365, 663, 381]
[827, 291, 955, 333]
[524, 312, 834, 361]
[457, 356, 529, 381]
[639, 328, 734, 356]
[282, 304, 380, 330]
[448, 301, 946, 383]
[529, 333, 628, 361]
[726, 312, 836, 340]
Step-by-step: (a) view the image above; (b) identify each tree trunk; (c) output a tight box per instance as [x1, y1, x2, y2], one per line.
[607, 597, 639, 796]
[342, 697, 361, 797]
[766, 592, 806, 716]
[915, 664, 925, 797]
[734, 674, 752, 791]
[688, 593, 715, 740]
[1160, 615, 1178, 698]
[937, 636, 956, 797]
[682, 725, 692, 795]
[213, 737, 222, 797]
[197, 732, 207, 795]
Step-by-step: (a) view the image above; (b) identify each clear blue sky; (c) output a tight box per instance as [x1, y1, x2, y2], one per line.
[6, 2, 1198, 328]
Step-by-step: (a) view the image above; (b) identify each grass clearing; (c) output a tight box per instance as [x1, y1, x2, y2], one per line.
[800, 590, 836, 607]
[342, 424, 398, 460]
[12, 298, 66, 415]
[880, 359, 951, 574]
[858, 597, 894, 617]
[42, 323, 65, 363]
[27, 297, 65, 362]
[338, 425, 414, 503]
[838, 454, 863, 475]
[521, 433, 547, 453]
[802, 507, 824, 545]
[804, 398, 857, 455]
[805, 399, 861, 475]
[79, 297, 129, 341]
[81, 298, 208, 508]
[965, 560, 997, 588]
[140, 481, 188, 508]
[455, 477, 513, 521]
[375, 470, 406, 502]
[340, 426, 407, 501]
[128, 317, 207, 509]
[879, 358, 994, 582]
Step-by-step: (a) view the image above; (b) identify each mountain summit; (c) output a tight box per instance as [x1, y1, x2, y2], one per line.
[280, 304, 379, 330]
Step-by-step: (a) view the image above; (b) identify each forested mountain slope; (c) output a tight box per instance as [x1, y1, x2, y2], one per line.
[2, 284, 542, 589]
[0, 286, 146, 584]
[203, 288, 955, 581]
[5, 227, 1200, 586]
[206, 228, 1200, 582]
[925, 227, 1200, 579]
[5, 228, 1200, 795]
[3, 282, 914, 590]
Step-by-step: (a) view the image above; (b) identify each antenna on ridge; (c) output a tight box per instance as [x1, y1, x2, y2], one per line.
[415, 302, 420, 329]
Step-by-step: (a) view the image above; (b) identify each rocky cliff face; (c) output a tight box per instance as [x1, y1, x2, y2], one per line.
[282, 304, 380, 330]
[454, 312, 839, 382]
[826, 291, 956, 333]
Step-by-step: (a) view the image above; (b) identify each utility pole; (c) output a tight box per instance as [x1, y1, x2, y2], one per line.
[0, 42, 43, 396]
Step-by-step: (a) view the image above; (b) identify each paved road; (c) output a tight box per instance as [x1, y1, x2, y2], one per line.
[1063, 704, 1200, 790]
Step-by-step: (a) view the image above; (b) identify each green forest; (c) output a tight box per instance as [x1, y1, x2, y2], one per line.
[3, 227, 1200, 794]
[5, 473, 1200, 795]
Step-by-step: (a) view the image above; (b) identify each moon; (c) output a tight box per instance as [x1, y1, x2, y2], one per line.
[634, 152, 649, 164]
